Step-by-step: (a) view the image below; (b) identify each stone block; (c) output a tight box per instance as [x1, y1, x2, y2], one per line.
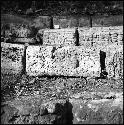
[53, 16, 71, 28]
[32, 16, 51, 29]
[78, 26, 123, 50]
[1, 42, 25, 75]
[76, 47, 101, 77]
[78, 16, 90, 27]
[102, 44, 123, 79]
[43, 28, 76, 46]
[26, 45, 53, 76]
[92, 15, 123, 27]
[26, 45, 100, 77]
[53, 16, 90, 28]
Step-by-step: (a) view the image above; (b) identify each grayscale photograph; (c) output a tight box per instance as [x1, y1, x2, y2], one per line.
[1, 0, 123, 124]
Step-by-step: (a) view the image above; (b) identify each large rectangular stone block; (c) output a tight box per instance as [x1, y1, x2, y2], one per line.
[53, 16, 90, 28]
[26, 45, 101, 77]
[43, 28, 76, 46]
[78, 26, 123, 50]
[53, 16, 73, 28]
[1, 42, 25, 74]
[92, 15, 123, 27]
[32, 16, 51, 29]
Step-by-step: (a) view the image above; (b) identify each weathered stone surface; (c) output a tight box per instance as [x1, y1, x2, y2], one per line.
[14, 38, 35, 43]
[43, 28, 76, 46]
[1, 42, 25, 74]
[32, 16, 51, 29]
[92, 15, 123, 27]
[76, 47, 100, 77]
[53, 16, 90, 28]
[26, 45, 100, 77]
[53, 16, 72, 28]
[78, 26, 123, 50]
[26, 45, 53, 76]
[78, 16, 90, 27]
[102, 44, 123, 79]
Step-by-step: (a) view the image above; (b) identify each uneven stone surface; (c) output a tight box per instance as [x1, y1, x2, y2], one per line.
[92, 15, 123, 27]
[32, 16, 51, 29]
[1, 42, 25, 74]
[102, 44, 123, 78]
[78, 26, 123, 50]
[53, 16, 90, 28]
[43, 28, 76, 46]
[26, 46, 100, 77]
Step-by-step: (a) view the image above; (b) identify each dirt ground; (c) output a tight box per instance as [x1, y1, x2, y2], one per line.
[1, 74, 123, 124]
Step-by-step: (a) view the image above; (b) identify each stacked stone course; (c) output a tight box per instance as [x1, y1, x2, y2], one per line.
[1, 25, 123, 78]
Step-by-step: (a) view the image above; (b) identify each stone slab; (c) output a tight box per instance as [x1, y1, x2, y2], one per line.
[53, 16, 90, 28]
[43, 28, 76, 46]
[1, 42, 25, 75]
[92, 15, 123, 27]
[26, 45, 100, 77]
[32, 16, 51, 29]
[78, 26, 123, 50]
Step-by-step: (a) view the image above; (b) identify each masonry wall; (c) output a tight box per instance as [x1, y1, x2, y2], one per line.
[1, 14, 123, 78]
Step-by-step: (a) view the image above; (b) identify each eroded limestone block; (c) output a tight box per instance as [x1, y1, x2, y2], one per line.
[43, 28, 76, 46]
[92, 15, 123, 27]
[53, 16, 71, 28]
[26, 45, 100, 77]
[26, 45, 53, 76]
[53, 16, 90, 28]
[32, 16, 51, 29]
[1, 42, 25, 74]
[76, 47, 101, 77]
[78, 26, 123, 50]
[102, 44, 123, 78]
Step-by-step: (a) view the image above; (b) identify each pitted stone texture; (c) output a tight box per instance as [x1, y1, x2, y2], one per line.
[92, 15, 123, 27]
[102, 44, 123, 79]
[76, 47, 100, 77]
[78, 26, 123, 50]
[3, 24, 31, 38]
[14, 38, 35, 43]
[32, 16, 51, 29]
[53, 16, 90, 28]
[43, 28, 76, 46]
[1, 42, 25, 74]
[26, 45, 53, 76]
[26, 45, 100, 77]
